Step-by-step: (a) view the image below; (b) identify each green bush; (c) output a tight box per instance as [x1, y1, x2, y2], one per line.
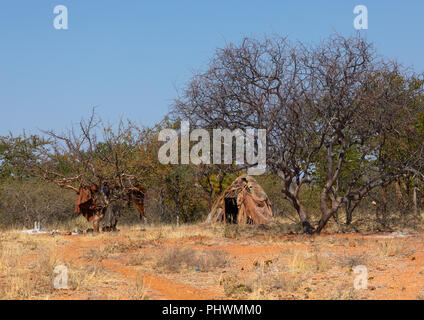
[0, 179, 76, 229]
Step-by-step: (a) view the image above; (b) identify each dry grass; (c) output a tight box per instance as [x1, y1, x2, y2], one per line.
[375, 239, 416, 258]
[217, 219, 301, 240]
[1, 223, 423, 300]
[0, 231, 120, 299]
[128, 272, 149, 300]
[67, 263, 114, 292]
[244, 269, 304, 299]
[219, 259, 304, 299]
[82, 249, 110, 262]
[286, 247, 331, 274]
[155, 247, 228, 272]
[0, 233, 60, 299]
[417, 288, 424, 300]
[135, 224, 217, 241]
[334, 253, 369, 269]
[219, 274, 253, 297]
[325, 282, 362, 300]
[82, 236, 149, 262]
[123, 253, 151, 267]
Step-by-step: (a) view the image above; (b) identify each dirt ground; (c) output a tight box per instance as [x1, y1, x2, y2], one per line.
[1, 223, 424, 300]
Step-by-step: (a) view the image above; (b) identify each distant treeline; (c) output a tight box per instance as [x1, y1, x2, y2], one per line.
[1, 33, 424, 233]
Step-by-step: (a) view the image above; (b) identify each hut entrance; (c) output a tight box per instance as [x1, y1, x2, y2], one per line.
[224, 197, 238, 223]
[206, 175, 273, 225]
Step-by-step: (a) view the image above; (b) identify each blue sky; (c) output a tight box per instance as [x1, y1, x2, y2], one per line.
[0, 1, 423, 135]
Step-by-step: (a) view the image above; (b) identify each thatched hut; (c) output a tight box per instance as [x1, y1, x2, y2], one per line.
[206, 175, 273, 224]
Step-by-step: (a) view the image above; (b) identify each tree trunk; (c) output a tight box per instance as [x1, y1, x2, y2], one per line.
[92, 213, 105, 233]
[382, 184, 388, 224]
[413, 186, 418, 216]
[345, 200, 353, 225]
[281, 188, 314, 234]
[291, 196, 314, 234]
[160, 189, 166, 221]
[316, 209, 335, 233]
[395, 178, 404, 211]
[315, 188, 342, 233]
[278, 171, 315, 234]
[421, 189, 424, 210]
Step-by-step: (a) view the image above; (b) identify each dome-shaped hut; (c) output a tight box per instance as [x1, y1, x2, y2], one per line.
[206, 175, 273, 224]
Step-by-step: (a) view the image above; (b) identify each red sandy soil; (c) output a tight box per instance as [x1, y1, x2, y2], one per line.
[2, 227, 424, 300]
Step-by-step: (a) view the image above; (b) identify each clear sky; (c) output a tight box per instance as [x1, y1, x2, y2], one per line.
[0, 1, 423, 135]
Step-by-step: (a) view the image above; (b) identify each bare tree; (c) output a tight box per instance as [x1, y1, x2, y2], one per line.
[28, 110, 153, 231]
[174, 36, 321, 233]
[303, 36, 424, 232]
[173, 33, 424, 233]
